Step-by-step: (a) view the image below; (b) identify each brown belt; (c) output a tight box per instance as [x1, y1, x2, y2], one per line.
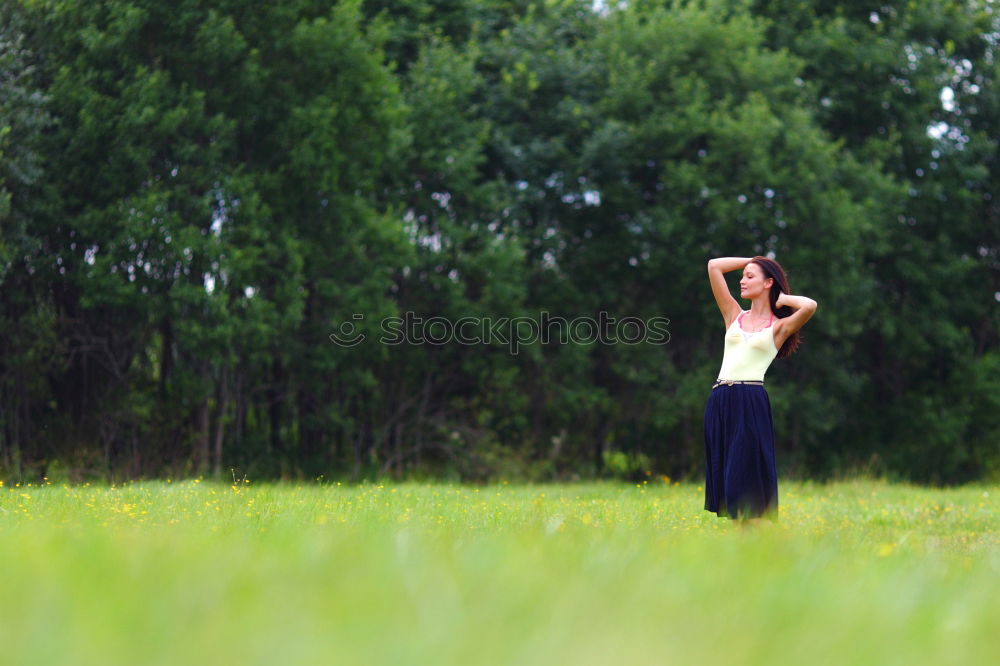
[712, 379, 764, 389]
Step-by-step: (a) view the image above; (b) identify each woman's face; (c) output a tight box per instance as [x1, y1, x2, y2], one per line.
[740, 262, 773, 299]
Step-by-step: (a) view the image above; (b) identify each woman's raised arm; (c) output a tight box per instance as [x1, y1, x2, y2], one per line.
[707, 257, 752, 327]
[773, 292, 818, 347]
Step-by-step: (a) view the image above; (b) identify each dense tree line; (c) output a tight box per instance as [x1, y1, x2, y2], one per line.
[1, 0, 997, 484]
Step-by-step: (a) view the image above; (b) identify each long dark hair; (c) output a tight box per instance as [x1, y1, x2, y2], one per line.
[749, 255, 801, 359]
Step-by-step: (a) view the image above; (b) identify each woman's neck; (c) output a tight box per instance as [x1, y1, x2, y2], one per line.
[748, 298, 771, 318]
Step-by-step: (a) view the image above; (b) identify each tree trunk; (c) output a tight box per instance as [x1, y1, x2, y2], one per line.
[269, 355, 284, 459]
[197, 398, 210, 476]
[394, 420, 403, 476]
[159, 316, 173, 401]
[351, 396, 363, 481]
[212, 363, 229, 479]
[235, 356, 247, 453]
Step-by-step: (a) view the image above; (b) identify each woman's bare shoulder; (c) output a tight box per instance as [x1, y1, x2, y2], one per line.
[725, 309, 745, 330]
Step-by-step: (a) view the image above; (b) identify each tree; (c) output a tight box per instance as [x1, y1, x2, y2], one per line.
[750, 0, 1000, 481]
[0, 2, 53, 476]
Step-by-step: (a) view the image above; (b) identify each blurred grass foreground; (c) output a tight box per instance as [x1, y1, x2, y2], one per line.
[1, 478, 997, 665]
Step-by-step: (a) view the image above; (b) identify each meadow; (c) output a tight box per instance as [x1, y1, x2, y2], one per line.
[1, 477, 997, 666]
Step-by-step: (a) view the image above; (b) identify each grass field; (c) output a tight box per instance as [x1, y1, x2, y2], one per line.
[1, 477, 997, 665]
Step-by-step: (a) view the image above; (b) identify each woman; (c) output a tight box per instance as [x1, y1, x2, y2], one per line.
[704, 256, 817, 523]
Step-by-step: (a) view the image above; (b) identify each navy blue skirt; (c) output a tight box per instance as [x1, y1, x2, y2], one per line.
[703, 384, 779, 520]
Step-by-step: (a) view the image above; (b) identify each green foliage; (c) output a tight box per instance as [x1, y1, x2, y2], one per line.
[0, 4, 48, 271]
[1, 0, 997, 483]
[601, 449, 652, 481]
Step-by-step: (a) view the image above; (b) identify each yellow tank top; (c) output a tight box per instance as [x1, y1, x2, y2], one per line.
[717, 310, 779, 382]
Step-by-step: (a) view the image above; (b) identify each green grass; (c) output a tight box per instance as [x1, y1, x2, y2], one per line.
[1, 477, 997, 665]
